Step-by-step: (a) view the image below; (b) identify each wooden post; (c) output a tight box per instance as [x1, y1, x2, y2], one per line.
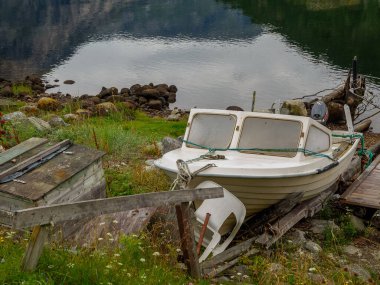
[21, 225, 49, 271]
[352, 56, 357, 88]
[175, 203, 201, 279]
[251, 91, 256, 112]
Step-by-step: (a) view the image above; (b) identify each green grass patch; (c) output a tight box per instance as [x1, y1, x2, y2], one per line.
[11, 84, 33, 96]
[0, 229, 192, 285]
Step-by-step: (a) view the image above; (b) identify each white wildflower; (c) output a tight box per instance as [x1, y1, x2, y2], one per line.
[152, 252, 160, 256]
[140, 258, 146, 262]
[99, 222, 106, 226]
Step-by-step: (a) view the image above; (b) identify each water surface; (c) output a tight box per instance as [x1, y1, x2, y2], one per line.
[1, 0, 379, 124]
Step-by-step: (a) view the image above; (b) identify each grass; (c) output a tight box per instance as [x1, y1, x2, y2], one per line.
[1, 107, 379, 284]
[0, 229, 193, 285]
[11, 84, 33, 96]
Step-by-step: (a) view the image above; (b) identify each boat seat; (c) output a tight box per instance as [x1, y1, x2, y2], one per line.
[194, 181, 246, 262]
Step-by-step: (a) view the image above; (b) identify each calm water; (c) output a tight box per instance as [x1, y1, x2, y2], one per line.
[1, 0, 380, 123]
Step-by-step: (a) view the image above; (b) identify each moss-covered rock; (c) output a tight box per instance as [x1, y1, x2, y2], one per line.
[37, 97, 61, 111]
[96, 102, 117, 116]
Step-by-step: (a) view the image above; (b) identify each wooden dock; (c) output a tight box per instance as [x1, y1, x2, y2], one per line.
[341, 155, 380, 209]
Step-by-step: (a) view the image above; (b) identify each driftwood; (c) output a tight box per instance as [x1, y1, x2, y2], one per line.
[242, 192, 303, 235]
[322, 86, 345, 104]
[354, 119, 372, 132]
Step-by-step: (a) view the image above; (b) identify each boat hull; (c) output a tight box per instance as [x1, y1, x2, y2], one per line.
[163, 147, 354, 218]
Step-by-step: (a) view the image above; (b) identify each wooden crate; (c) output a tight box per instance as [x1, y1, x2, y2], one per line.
[0, 137, 105, 217]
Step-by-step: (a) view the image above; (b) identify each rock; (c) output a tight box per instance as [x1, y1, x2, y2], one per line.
[54, 79, 59, 82]
[327, 102, 345, 122]
[344, 264, 371, 282]
[129, 84, 141, 95]
[268, 263, 283, 273]
[309, 219, 340, 235]
[0, 145, 5, 153]
[233, 264, 249, 275]
[37, 97, 61, 111]
[120, 88, 130, 95]
[0, 86, 13, 97]
[63, 80, 75, 85]
[63, 113, 80, 122]
[19, 105, 39, 115]
[48, 116, 69, 128]
[138, 97, 148, 105]
[106, 95, 125, 103]
[281, 100, 308, 116]
[146, 99, 162, 110]
[32, 84, 45, 93]
[168, 85, 177, 93]
[76, 109, 92, 117]
[308, 273, 327, 284]
[226, 106, 244, 111]
[27, 117, 51, 131]
[213, 276, 230, 283]
[45, 84, 59, 89]
[141, 89, 160, 98]
[285, 229, 306, 245]
[343, 245, 362, 257]
[348, 214, 365, 231]
[304, 240, 322, 253]
[162, 137, 182, 154]
[167, 92, 176, 103]
[167, 114, 181, 121]
[80, 99, 95, 110]
[3, 111, 27, 122]
[123, 100, 138, 110]
[171, 108, 180, 115]
[96, 102, 117, 116]
[98, 87, 118, 99]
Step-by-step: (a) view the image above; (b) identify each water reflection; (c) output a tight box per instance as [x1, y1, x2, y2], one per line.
[1, 0, 380, 124]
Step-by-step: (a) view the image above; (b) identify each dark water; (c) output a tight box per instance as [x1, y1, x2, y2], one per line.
[1, 0, 380, 122]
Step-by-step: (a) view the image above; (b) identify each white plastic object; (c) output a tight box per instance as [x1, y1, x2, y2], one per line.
[344, 104, 354, 134]
[194, 181, 246, 262]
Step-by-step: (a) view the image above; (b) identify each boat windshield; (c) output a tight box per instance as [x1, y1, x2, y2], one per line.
[238, 117, 302, 157]
[186, 113, 236, 149]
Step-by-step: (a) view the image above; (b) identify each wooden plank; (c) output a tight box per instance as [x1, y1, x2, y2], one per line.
[203, 248, 259, 278]
[11, 187, 224, 229]
[0, 208, 14, 226]
[0, 140, 72, 181]
[0, 138, 48, 166]
[21, 225, 49, 271]
[39, 160, 104, 205]
[0, 145, 105, 201]
[256, 182, 338, 248]
[176, 203, 201, 279]
[341, 154, 380, 200]
[201, 237, 257, 270]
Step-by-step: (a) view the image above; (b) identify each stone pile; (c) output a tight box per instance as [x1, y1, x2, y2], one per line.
[0, 75, 178, 113]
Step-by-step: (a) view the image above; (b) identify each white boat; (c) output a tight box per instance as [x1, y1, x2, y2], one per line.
[155, 108, 360, 226]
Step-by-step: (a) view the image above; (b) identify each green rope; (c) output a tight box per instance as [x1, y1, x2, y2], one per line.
[180, 138, 335, 161]
[332, 133, 373, 168]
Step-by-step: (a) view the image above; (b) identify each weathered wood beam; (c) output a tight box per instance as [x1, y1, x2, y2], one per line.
[21, 225, 49, 271]
[0, 137, 48, 166]
[176, 203, 201, 279]
[9, 187, 223, 229]
[0, 139, 71, 180]
[256, 182, 339, 248]
[201, 237, 257, 270]
[203, 248, 259, 278]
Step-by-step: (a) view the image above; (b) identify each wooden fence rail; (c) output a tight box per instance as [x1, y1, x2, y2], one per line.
[0, 187, 224, 277]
